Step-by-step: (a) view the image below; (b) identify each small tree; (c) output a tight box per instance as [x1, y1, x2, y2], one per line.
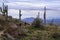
[32, 17, 44, 29]
[32, 12, 44, 29]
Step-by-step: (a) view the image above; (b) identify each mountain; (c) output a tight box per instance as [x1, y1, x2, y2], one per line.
[22, 17, 34, 23]
[47, 19, 60, 25]
[22, 17, 60, 26]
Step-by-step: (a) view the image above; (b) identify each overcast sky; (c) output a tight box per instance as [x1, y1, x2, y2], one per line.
[0, 0, 60, 19]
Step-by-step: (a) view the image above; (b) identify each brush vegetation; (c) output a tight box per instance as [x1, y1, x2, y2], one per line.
[0, 16, 60, 40]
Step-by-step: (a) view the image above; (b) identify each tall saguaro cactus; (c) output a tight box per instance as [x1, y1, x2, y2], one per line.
[2, 2, 8, 20]
[5, 5, 8, 20]
[19, 9, 22, 21]
[37, 12, 40, 19]
[19, 10, 22, 26]
[44, 6, 46, 25]
[2, 2, 5, 16]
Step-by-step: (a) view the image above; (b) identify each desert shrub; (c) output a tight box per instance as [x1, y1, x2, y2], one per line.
[1, 34, 12, 40]
[52, 32, 60, 40]
[32, 18, 44, 30]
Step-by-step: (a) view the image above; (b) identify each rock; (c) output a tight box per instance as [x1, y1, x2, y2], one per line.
[8, 22, 18, 29]
[0, 14, 5, 20]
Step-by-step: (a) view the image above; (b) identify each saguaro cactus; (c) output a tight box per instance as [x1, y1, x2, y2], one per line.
[5, 5, 8, 20]
[19, 9, 22, 26]
[37, 12, 40, 18]
[2, 2, 8, 20]
[44, 6, 46, 25]
[19, 10, 22, 21]
[2, 2, 5, 16]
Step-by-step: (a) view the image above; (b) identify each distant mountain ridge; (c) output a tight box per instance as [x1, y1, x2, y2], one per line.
[46, 19, 60, 25]
[22, 17, 60, 25]
[22, 17, 34, 23]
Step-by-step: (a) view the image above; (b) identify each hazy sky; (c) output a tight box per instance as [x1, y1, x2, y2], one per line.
[0, 0, 60, 19]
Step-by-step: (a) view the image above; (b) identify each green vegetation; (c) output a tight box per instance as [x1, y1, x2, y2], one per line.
[0, 3, 60, 40]
[0, 18, 60, 40]
[32, 18, 42, 28]
[0, 14, 60, 40]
